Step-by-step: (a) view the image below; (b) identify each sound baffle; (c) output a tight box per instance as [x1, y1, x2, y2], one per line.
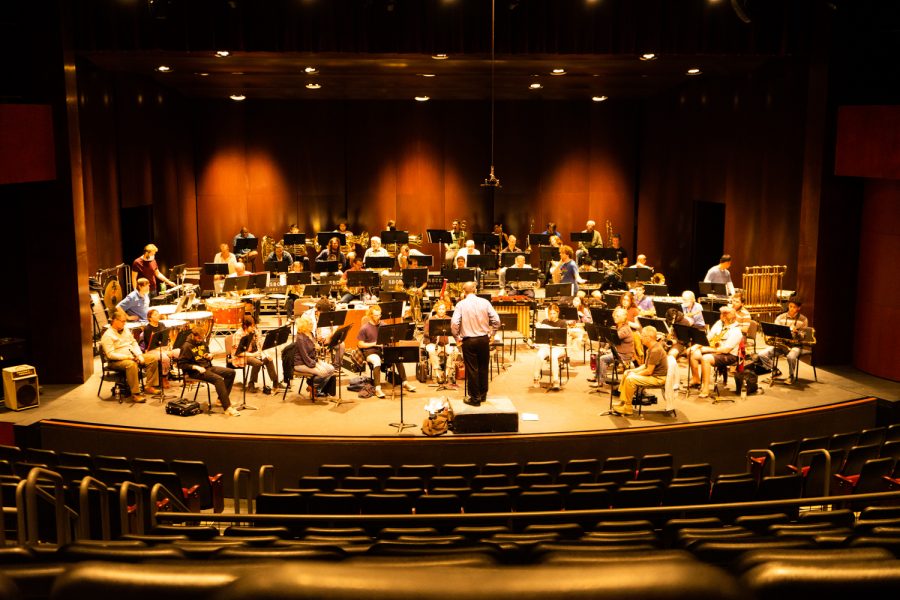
[3, 365, 39, 411]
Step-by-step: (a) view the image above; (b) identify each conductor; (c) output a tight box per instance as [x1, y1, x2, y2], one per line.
[451, 281, 501, 406]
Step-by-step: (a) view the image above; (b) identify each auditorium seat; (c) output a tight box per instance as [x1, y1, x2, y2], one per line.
[733, 513, 790, 535]
[740, 558, 900, 598]
[564, 488, 610, 510]
[482, 462, 521, 478]
[256, 492, 306, 515]
[414, 493, 462, 515]
[360, 493, 413, 515]
[756, 474, 803, 501]
[662, 480, 710, 506]
[308, 492, 360, 515]
[556, 471, 594, 488]
[638, 453, 674, 470]
[397, 464, 438, 480]
[732, 546, 895, 574]
[93, 455, 131, 470]
[515, 490, 563, 512]
[829, 431, 861, 453]
[564, 458, 601, 476]
[675, 463, 712, 480]
[23, 448, 58, 466]
[472, 474, 510, 490]
[602, 456, 637, 473]
[522, 460, 562, 477]
[464, 491, 513, 513]
[357, 464, 394, 483]
[858, 426, 887, 449]
[170, 459, 224, 512]
[298, 475, 338, 492]
[58, 451, 94, 469]
[318, 464, 354, 480]
[440, 463, 479, 479]
[514, 472, 553, 488]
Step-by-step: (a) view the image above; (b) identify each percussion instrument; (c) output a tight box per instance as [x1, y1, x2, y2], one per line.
[171, 310, 214, 339]
[241, 293, 265, 301]
[154, 304, 179, 316]
[492, 299, 534, 338]
[102, 278, 123, 316]
[205, 297, 245, 328]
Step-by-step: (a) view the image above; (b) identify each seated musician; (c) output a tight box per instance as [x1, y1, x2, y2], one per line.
[285, 261, 306, 317]
[500, 234, 522, 254]
[292, 315, 336, 397]
[363, 236, 389, 259]
[316, 236, 346, 271]
[492, 223, 509, 251]
[266, 243, 294, 270]
[117, 277, 151, 321]
[101, 310, 146, 402]
[455, 240, 480, 264]
[140, 308, 179, 394]
[632, 284, 655, 316]
[213, 243, 238, 293]
[688, 305, 743, 398]
[423, 300, 457, 384]
[300, 298, 344, 367]
[233, 226, 259, 268]
[681, 290, 706, 330]
[704, 254, 735, 296]
[617, 326, 668, 417]
[396, 244, 412, 271]
[444, 255, 470, 301]
[283, 224, 309, 268]
[501, 253, 535, 299]
[757, 299, 808, 383]
[233, 315, 279, 394]
[665, 308, 693, 359]
[339, 254, 365, 305]
[590, 307, 634, 390]
[567, 294, 593, 356]
[356, 305, 416, 399]
[178, 324, 239, 416]
[533, 303, 567, 391]
[576, 220, 604, 265]
[543, 222, 562, 240]
[630, 254, 652, 270]
[609, 234, 629, 267]
[404, 255, 428, 323]
[731, 293, 752, 334]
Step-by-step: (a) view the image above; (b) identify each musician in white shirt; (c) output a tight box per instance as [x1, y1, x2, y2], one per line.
[455, 240, 480, 264]
[688, 305, 743, 398]
[363, 236, 390, 259]
[100, 310, 146, 402]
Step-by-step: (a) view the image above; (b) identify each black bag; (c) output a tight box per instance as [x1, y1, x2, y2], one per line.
[416, 360, 429, 384]
[735, 370, 759, 395]
[165, 398, 202, 416]
[312, 374, 336, 397]
[347, 376, 373, 391]
[281, 342, 298, 383]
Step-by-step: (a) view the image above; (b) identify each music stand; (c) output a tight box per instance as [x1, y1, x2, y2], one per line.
[203, 263, 230, 277]
[623, 267, 653, 283]
[427, 318, 457, 390]
[315, 260, 339, 273]
[500, 252, 530, 267]
[545, 283, 574, 299]
[302, 284, 331, 298]
[597, 326, 629, 411]
[364, 256, 394, 270]
[535, 326, 568, 393]
[316, 232, 346, 248]
[286, 272, 313, 285]
[528, 233, 550, 247]
[145, 327, 174, 402]
[557, 305, 578, 321]
[380, 230, 409, 246]
[760, 321, 794, 387]
[319, 274, 342, 286]
[265, 260, 290, 273]
[401, 268, 429, 289]
[249, 273, 268, 290]
[466, 254, 498, 271]
[406, 254, 433, 268]
[235, 333, 259, 411]
[590, 307, 613, 327]
[638, 316, 670, 335]
[539, 246, 561, 262]
[644, 283, 668, 296]
[581, 271, 605, 286]
[234, 236, 258, 255]
[654, 300, 682, 318]
[699, 281, 728, 297]
[382, 345, 419, 433]
[673, 323, 709, 348]
[702, 310, 721, 327]
[283, 233, 306, 247]
[427, 230, 454, 264]
[445, 268, 476, 283]
[472, 232, 500, 254]
[378, 301, 405, 321]
[570, 232, 593, 244]
[589, 247, 618, 262]
[377, 322, 415, 346]
[222, 275, 250, 293]
[324, 324, 353, 405]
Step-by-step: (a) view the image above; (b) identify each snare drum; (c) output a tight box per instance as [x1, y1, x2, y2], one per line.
[205, 298, 245, 328]
[171, 310, 214, 339]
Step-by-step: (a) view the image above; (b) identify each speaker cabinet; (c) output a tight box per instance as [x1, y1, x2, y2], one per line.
[3, 365, 39, 411]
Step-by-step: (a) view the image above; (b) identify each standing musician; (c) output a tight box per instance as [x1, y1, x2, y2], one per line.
[590, 307, 634, 390]
[688, 305, 743, 398]
[533, 303, 567, 391]
[363, 236, 390, 260]
[704, 254, 735, 296]
[292, 315, 337, 396]
[576, 220, 604, 265]
[451, 281, 501, 406]
[316, 236, 346, 271]
[617, 326, 668, 417]
[543, 222, 562, 240]
[550, 245, 584, 292]
[140, 308, 177, 394]
[233, 315, 279, 395]
[101, 310, 146, 402]
[178, 324, 239, 416]
[757, 299, 809, 384]
[500, 253, 535, 298]
[609, 234, 629, 267]
[117, 277, 151, 321]
[233, 227, 259, 269]
[681, 290, 706, 330]
[266, 243, 294, 269]
[356, 305, 417, 399]
[339, 254, 366, 305]
[131, 243, 176, 294]
[445, 219, 466, 265]
[423, 300, 457, 385]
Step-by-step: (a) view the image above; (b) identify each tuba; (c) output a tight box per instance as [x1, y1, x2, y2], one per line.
[408, 232, 423, 247]
[260, 235, 276, 263]
[651, 272, 666, 285]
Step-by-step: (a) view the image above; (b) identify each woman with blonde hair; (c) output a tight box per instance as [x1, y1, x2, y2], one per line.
[292, 315, 336, 397]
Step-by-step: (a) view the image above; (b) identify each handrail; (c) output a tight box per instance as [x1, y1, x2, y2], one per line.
[258, 464, 276, 494]
[797, 448, 833, 496]
[119, 481, 147, 536]
[22, 468, 70, 545]
[153, 489, 900, 527]
[149, 483, 191, 529]
[15, 480, 26, 545]
[78, 476, 111, 540]
[746, 449, 776, 477]
[233, 468, 253, 515]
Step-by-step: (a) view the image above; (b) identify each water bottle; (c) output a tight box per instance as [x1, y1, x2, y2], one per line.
[114, 385, 121, 401]
[740, 385, 747, 400]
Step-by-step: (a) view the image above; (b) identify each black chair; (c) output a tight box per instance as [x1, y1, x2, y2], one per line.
[637, 466, 673, 485]
[740, 558, 900, 598]
[756, 474, 803, 501]
[140, 470, 201, 512]
[133, 457, 169, 477]
[428, 475, 467, 491]
[55, 465, 93, 486]
[481, 462, 521, 478]
[514, 472, 553, 489]
[613, 484, 662, 508]
[522, 460, 562, 477]
[360, 492, 414, 515]
[440, 463, 479, 479]
[709, 477, 756, 504]
[319, 464, 355, 480]
[662, 481, 709, 506]
[829, 431, 861, 453]
[556, 471, 595, 488]
[858, 427, 887, 449]
[357, 464, 395, 482]
[24, 448, 59, 466]
[397, 464, 438, 480]
[595, 469, 634, 487]
[414, 493, 462, 515]
[639, 453, 674, 470]
[471, 474, 510, 490]
[170, 459, 225, 512]
[515, 490, 563, 512]
[463, 491, 513, 513]
[384, 476, 425, 492]
[95, 467, 137, 486]
[748, 439, 799, 478]
[0, 445, 22, 464]
[676, 463, 712, 480]
[308, 492, 359, 515]
[564, 458, 601, 476]
[58, 451, 94, 468]
[602, 456, 638, 473]
[93, 455, 131, 470]
[340, 476, 380, 494]
[298, 475, 339, 492]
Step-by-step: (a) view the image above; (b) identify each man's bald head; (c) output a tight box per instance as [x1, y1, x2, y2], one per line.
[462, 281, 477, 295]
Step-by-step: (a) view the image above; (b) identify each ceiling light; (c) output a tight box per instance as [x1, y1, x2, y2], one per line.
[304, 67, 317, 74]
[529, 83, 543, 90]
[551, 68, 566, 75]
[156, 65, 172, 73]
[432, 53, 449, 60]
[230, 72, 244, 76]
[305, 83, 321, 90]
[592, 95, 608, 102]
[417, 73, 436, 77]
[196, 72, 209, 77]
[640, 53, 657, 61]
[229, 94, 246, 101]
[215, 50, 230, 58]
[414, 96, 430, 102]
[687, 68, 702, 75]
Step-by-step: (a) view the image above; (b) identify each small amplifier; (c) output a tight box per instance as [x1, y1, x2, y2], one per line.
[2, 365, 40, 411]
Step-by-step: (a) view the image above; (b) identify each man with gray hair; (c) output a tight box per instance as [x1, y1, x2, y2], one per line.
[688, 305, 743, 398]
[616, 326, 668, 417]
[451, 281, 501, 406]
[576, 219, 603, 265]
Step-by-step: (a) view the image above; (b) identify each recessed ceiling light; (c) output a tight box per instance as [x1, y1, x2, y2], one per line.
[417, 73, 436, 77]
[304, 67, 317, 74]
[196, 72, 209, 77]
[640, 53, 657, 61]
[229, 94, 246, 101]
[156, 65, 172, 73]
[529, 83, 543, 90]
[687, 68, 702, 75]
[592, 95, 608, 102]
[551, 68, 566, 75]
[415, 96, 430, 102]
[215, 50, 230, 58]
[306, 83, 321, 90]
[432, 53, 449, 60]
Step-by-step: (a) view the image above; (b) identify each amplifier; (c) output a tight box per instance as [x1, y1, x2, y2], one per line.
[2, 364, 40, 411]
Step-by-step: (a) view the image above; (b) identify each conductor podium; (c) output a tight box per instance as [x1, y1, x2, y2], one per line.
[450, 396, 519, 434]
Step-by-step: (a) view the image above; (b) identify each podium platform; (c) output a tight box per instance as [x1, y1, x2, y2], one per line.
[450, 396, 518, 434]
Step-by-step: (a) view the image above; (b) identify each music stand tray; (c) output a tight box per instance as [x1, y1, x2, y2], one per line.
[426, 230, 454, 245]
[302, 284, 331, 298]
[286, 272, 313, 285]
[203, 263, 230, 277]
[221, 275, 250, 293]
[145, 326, 175, 402]
[401, 268, 429, 288]
[315, 260, 340, 273]
[500, 252, 530, 267]
[378, 300, 405, 320]
[381, 231, 409, 246]
[699, 281, 729, 296]
[445, 268, 476, 283]
[528, 233, 551, 247]
[569, 232, 593, 244]
[265, 260, 290, 273]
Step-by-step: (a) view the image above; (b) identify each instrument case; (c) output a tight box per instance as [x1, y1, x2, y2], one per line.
[165, 398, 202, 416]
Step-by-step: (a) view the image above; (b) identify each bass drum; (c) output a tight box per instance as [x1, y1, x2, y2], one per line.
[206, 297, 245, 329]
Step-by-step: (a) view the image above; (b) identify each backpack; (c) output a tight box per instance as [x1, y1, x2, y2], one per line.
[735, 369, 759, 395]
[281, 342, 297, 383]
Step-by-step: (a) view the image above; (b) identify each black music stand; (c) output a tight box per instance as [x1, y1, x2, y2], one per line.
[145, 326, 174, 402]
[364, 256, 394, 270]
[760, 321, 794, 387]
[222, 276, 250, 293]
[315, 260, 339, 273]
[427, 318, 457, 390]
[644, 283, 668, 296]
[539, 246, 561, 262]
[534, 326, 568, 392]
[346, 270, 380, 290]
[203, 262, 229, 277]
[265, 260, 290, 273]
[557, 305, 578, 321]
[261, 324, 291, 388]
[528, 233, 551, 247]
[427, 230, 454, 265]
[654, 300, 682, 319]
[316, 232, 347, 249]
[590, 307, 613, 327]
[466, 254, 498, 271]
[673, 323, 709, 348]
[324, 324, 353, 405]
[303, 284, 332, 298]
[401, 268, 429, 289]
[283, 233, 306, 247]
[249, 273, 268, 289]
[597, 326, 629, 411]
[623, 267, 653, 283]
[702, 310, 721, 327]
[500, 252, 529, 267]
[638, 316, 670, 335]
[381, 230, 409, 247]
[699, 281, 729, 297]
[235, 333, 259, 411]
[505, 267, 538, 296]
[286, 272, 313, 285]
[382, 344, 419, 433]
[445, 268, 476, 284]
[234, 236, 258, 255]
[472, 232, 501, 254]
[545, 283, 574, 299]
[580, 270, 605, 286]
[589, 247, 618, 262]
[378, 301, 405, 321]
[407, 253, 433, 268]
[570, 232, 593, 244]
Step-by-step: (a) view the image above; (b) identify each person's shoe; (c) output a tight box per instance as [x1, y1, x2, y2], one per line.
[550, 381, 561, 391]
[375, 386, 386, 399]
[689, 382, 701, 390]
[262, 386, 272, 395]
[698, 389, 710, 398]
[434, 370, 444, 384]
[586, 377, 597, 383]
[144, 386, 159, 395]
[533, 379, 541, 389]
[131, 394, 146, 403]
[225, 407, 241, 417]
[464, 397, 481, 407]
[611, 388, 620, 396]
[403, 381, 416, 392]
[246, 383, 259, 394]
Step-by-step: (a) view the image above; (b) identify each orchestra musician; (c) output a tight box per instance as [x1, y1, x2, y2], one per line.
[396, 244, 412, 271]
[681, 290, 706, 330]
[213, 243, 238, 293]
[178, 324, 239, 416]
[445, 255, 470, 301]
[688, 305, 743, 398]
[445, 219, 465, 264]
[500, 234, 522, 254]
[632, 284, 655, 316]
[609, 234, 628, 267]
[292, 315, 336, 397]
[335, 221, 355, 253]
[617, 291, 645, 361]
[233, 227, 259, 268]
[543, 222, 562, 240]
[284, 261, 306, 317]
[500, 253, 535, 298]
[117, 277, 151, 321]
[233, 315, 279, 394]
[302, 297, 345, 368]
[403, 255, 428, 323]
[704, 254, 735, 296]
[756, 299, 809, 384]
[590, 306, 634, 390]
[283, 224, 309, 267]
[455, 240, 480, 264]
[356, 305, 416, 399]
[567, 293, 593, 356]
[101, 310, 146, 402]
[492, 223, 509, 250]
[630, 254, 652, 270]
[551, 245, 584, 292]
[363, 236, 389, 260]
[575, 220, 604, 265]
[665, 308, 693, 359]
[731, 293, 752, 334]
[533, 303, 567, 391]
[339, 254, 365, 305]
[266, 243, 294, 269]
[423, 300, 457, 385]
[140, 308, 177, 394]
[131, 243, 176, 294]
[316, 236, 346, 271]
[616, 326, 668, 417]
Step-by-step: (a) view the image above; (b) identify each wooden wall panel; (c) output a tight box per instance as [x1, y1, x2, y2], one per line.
[836, 105, 900, 180]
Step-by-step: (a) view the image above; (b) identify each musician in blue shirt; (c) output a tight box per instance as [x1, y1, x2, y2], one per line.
[117, 278, 151, 321]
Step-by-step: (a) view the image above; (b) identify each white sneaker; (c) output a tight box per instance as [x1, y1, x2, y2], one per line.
[375, 386, 386, 399]
[225, 407, 241, 417]
[403, 381, 416, 392]
[533, 379, 541, 389]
